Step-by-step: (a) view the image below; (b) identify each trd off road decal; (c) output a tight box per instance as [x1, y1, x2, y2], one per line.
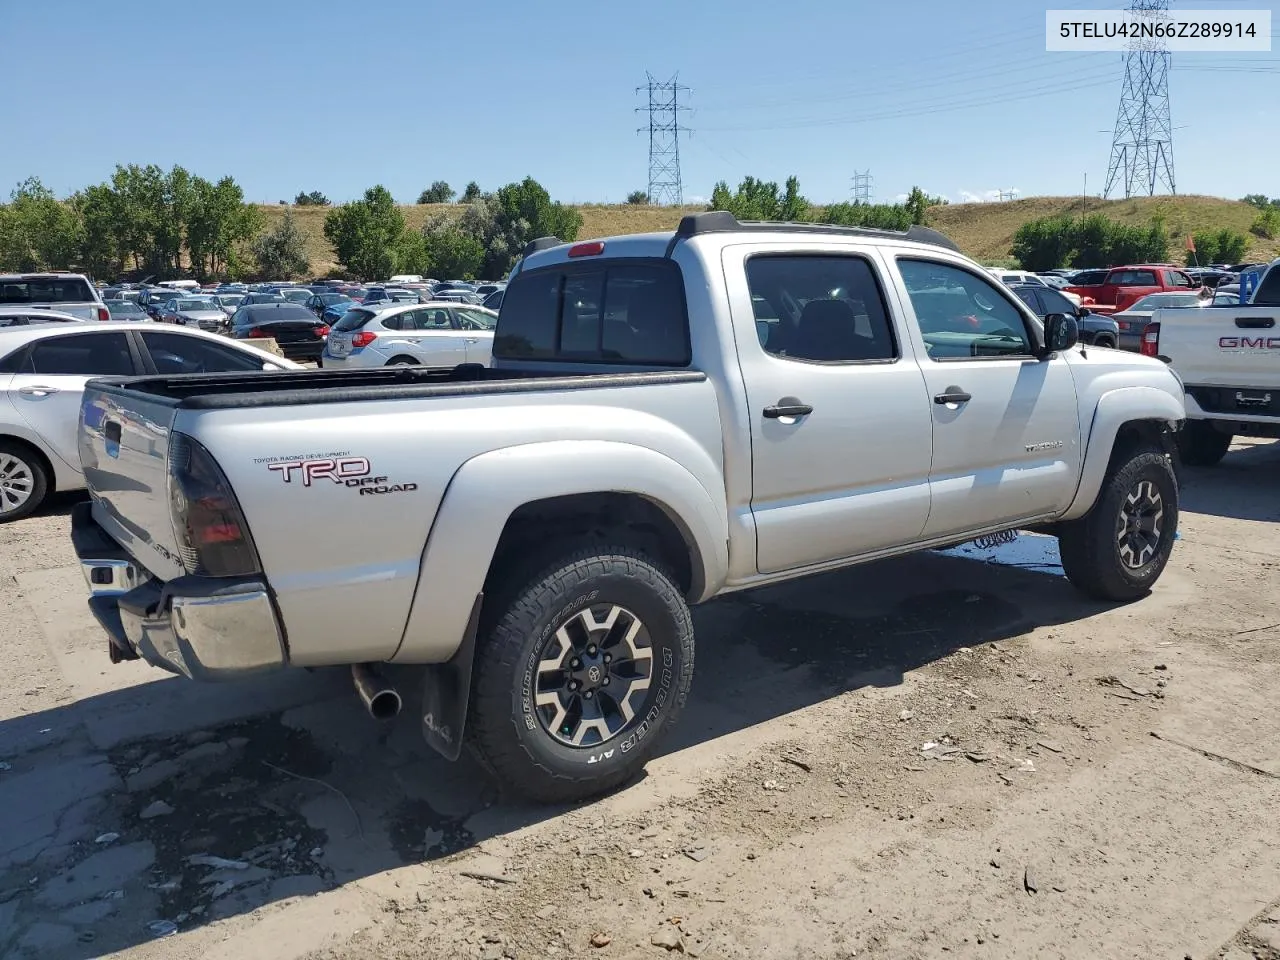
[264, 456, 418, 496]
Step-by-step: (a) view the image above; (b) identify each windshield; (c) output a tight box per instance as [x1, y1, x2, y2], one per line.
[0, 276, 96, 304]
[280, 290, 312, 302]
[1130, 293, 1201, 311]
[107, 301, 144, 314]
[218, 294, 245, 306]
[177, 299, 214, 311]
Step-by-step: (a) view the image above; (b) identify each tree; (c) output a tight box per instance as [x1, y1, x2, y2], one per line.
[294, 190, 330, 207]
[821, 202, 913, 231]
[252, 210, 310, 279]
[421, 214, 486, 279]
[461, 181, 482, 203]
[0, 177, 81, 272]
[1190, 228, 1249, 265]
[478, 177, 583, 277]
[903, 186, 947, 225]
[323, 185, 404, 279]
[707, 175, 810, 222]
[1251, 208, 1280, 240]
[626, 190, 649, 205]
[1242, 194, 1275, 209]
[1012, 215, 1076, 271]
[417, 181, 454, 205]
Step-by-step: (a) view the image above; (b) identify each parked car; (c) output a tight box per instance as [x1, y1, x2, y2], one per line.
[1145, 259, 1280, 466]
[210, 293, 246, 317]
[229, 302, 330, 360]
[305, 292, 352, 318]
[996, 271, 1083, 307]
[0, 323, 296, 520]
[1111, 291, 1208, 351]
[482, 289, 505, 311]
[241, 292, 288, 306]
[362, 287, 421, 306]
[474, 283, 505, 298]
[104, 300, 151, 322]
[1006, 284, 1119, 348]
[277, 288, 314, 304]
[73, 213, 1185, 802]
[321, 301, 356, 325]
[428, 289, 483, 304]
[1065, 265, 1202, 315]
[0, 273, 109, 322]
[160, 297, 227, 332]
[1065, 268, 1109, 288]
[322, 302, 495, 369]
[1211, 284, 1241, 306]
[0, 307, 85, 328]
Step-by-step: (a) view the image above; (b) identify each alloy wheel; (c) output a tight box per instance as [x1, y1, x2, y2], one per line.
[1116, 479, 1164, 569]
[0, 453, 35, 515]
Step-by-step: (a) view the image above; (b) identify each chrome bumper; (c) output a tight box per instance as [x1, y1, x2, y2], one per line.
[72, 502, 286, 680]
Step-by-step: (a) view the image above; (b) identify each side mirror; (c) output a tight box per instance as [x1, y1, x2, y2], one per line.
[1041, 313, 1079, 357]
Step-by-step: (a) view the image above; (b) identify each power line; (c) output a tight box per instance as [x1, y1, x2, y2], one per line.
[1104, 0, 1177, 198]
[636, 73, 691, 207]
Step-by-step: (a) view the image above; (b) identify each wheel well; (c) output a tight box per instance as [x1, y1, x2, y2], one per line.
[0, 434, 55, 486]
[1109, 419, 1173, 472]
[485, 493, 699, 600]
[386, 356, 418, 365]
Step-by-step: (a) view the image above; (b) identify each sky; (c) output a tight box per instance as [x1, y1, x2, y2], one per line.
[4, 0, 1276, 207]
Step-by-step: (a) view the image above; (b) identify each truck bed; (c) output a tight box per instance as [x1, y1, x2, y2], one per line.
[85, 363, 706, 408]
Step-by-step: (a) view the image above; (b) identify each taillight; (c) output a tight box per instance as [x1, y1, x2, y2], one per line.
[316, 324, 330, 337]
[247, 327, 265, 338]
[1117, 320, 1130, 331]
[97, 306, 110, 322]
[1140, 322, 1160, 357]
[167, 433, 260, 578]
[351, 331, 377, 348]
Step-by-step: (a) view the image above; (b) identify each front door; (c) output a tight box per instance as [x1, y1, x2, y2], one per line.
[398, 307, 468, 367]
[891, 257, 1081, 540]
[727, 245, 935, 575]
[9, 331, 139, 473]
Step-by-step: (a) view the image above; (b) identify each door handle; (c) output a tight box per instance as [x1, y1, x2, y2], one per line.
[18, 385, 60, 396]
[1235, 316, 1275, 329]
[934, 387, 972, 404]
[465, 338, 479, 344]
[763, 401, 813, 419]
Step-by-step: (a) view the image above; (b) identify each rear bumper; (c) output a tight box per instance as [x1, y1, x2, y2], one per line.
[279, 341, 325, 360]
[72, 502, 287, 681]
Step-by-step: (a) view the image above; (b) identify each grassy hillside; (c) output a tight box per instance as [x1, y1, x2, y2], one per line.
[259, 194, 1276, 276]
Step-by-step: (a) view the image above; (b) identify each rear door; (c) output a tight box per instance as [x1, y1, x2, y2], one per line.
[396, 307, 468, 366]
[9, 331, 142, 472]
[453, 308, 496, 364]
[889, 256, 1081, 539]
[725, 244, 935, 574]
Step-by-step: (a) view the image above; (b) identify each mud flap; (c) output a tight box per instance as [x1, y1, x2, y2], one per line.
[420, 593, 482, 761]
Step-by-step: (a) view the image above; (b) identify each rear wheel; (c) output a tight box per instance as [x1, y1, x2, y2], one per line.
[468, 545, 694, 803]
[1176, 421, 1232, 467]
[0, 441, 49, 523]
[1057, 447, 1178, 601]
[386, 356, 418, 366]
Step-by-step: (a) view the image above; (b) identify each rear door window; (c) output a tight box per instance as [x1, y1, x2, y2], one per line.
[496, 260, 689, 365]
[24, 332, 136, 376]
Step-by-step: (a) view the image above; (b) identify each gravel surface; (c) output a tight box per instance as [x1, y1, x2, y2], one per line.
[2, 441, 1280, 960]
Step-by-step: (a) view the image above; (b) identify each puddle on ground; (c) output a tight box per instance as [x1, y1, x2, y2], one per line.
[940, 532, 1065, 576]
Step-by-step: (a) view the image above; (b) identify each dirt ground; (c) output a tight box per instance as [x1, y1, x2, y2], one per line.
[3, 441, 1280, 960]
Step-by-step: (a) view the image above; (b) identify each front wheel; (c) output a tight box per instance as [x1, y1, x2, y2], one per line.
[1057, 447, 1178, 602]
[1176, 421, 1232, 467]
[468, 545, 694, 803]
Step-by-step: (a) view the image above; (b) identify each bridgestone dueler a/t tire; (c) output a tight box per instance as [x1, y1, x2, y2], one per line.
[468, 546, 694, 803]
[1057, 448, 1178, 602]
[1176, 421, 1232, 467]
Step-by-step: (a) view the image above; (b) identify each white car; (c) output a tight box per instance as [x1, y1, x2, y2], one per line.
[0, 307, 86, 328]
[0, 322, 298, 521]
[322, 301, 495, 369]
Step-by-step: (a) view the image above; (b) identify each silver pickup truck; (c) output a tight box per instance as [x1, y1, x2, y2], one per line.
[0, 272, 109, 322]
[73, 214, 1186, 801]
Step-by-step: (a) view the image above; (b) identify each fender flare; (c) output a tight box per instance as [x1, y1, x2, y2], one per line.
[391, 439, 728, 665]
[1060, 386, 1184, 521]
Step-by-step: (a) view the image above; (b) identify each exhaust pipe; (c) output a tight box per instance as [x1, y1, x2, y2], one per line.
[351, 663, 402, 720]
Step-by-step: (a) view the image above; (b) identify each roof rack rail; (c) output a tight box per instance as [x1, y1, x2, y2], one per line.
[522, 236, 561, 258]
[670, 211, 960, 253]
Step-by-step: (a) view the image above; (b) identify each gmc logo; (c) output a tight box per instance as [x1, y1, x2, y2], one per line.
[267, 457, 371, 486]
[1220, 337, 1280, 350]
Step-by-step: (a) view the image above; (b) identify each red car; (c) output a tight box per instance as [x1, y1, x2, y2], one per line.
[1065, 264, 1202, 315]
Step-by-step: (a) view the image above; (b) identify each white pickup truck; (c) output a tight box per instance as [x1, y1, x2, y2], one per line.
[0, 272, 109, 322]
[72, 214, 1185, 801]
[1145, 258, 1280, 465]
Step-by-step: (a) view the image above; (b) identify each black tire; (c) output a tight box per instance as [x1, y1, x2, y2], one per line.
[1176, 421, 1232, 467]
[0, 440, 49, 523]
[1057, 447, 1178, 602]
[468, 545, 694, 803]
[386, 356, 418, 366]
[1095, 337, 1116, 349]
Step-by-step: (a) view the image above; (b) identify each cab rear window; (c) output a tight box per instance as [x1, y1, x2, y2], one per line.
[495, 259, 689, 365]
[0, 276, 95, 304]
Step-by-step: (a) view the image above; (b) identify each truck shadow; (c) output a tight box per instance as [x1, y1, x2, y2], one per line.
[0, 537, 1112, 959]
[1177, 438, 1280, 523]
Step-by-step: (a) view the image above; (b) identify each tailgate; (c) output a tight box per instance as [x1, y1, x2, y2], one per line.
[1158, 306, 1280, 387]
[78, 382, 186, 581]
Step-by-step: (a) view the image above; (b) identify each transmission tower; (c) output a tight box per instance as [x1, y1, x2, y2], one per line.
[851, 170, 873, 204]
[636, 73, 691, 206]
[1103, 0, 1176, 198]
